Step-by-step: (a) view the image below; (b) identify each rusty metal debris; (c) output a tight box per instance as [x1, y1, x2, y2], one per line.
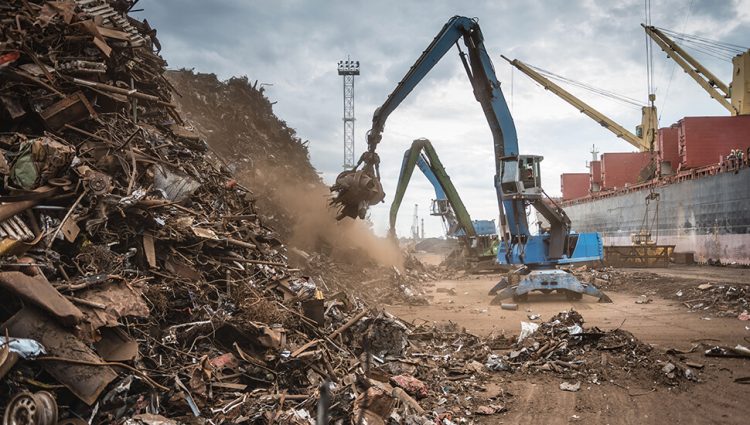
[493, 310, 702, 387]
[577, 267, 749, 317]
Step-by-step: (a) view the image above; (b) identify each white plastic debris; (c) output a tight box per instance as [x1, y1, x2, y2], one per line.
[119, 188, 147, 207]
[734, 344, 750, 356]
[559, 381, 580, 392]
[0, 336, 46, 359]
[518, 322, 539, 343]
[485, 354, 510, 371]
[567, 324, 583, 335]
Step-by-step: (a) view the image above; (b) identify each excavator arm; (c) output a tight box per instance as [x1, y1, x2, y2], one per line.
[387, 138, 477, 240]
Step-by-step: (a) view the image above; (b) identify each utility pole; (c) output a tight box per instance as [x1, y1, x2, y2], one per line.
[337, 58, 360, 169]
[411, 204, 420, 241]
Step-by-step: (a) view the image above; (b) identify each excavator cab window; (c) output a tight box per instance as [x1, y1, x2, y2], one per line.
[518, 155, 543, 192]
[431, 199, 450, 216]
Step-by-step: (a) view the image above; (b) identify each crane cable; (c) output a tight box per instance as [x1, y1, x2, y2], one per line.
[658, 27, 748, 60]
[644, 0, 655, 102]
[527, 64, 644, 108]
[659, 0, 695, 121]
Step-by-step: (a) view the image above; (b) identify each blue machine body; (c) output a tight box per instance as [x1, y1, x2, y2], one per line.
[496, 232, 603, 266]
[471, 220, 497, 237]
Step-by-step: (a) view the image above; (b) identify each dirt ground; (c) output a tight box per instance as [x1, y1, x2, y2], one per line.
[386, 265, 750, 424]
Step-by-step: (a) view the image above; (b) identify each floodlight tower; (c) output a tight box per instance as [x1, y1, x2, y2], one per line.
[337, 58, 360, 169]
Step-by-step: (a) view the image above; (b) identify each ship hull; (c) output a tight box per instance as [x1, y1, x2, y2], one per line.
[563, 167, 750, 265]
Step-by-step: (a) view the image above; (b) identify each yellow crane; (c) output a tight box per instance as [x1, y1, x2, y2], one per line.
[643, 25, 750, 116]
[502, 55, 657, 152]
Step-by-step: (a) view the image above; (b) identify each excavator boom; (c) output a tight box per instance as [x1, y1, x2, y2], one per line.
[388, 138, 477, 240]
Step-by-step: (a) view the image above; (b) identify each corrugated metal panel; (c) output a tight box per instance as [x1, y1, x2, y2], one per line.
[601, 152, 652, 190]
[658, 125, 679, 173]
[678, 116, 750, 170]
[561, 173, 590, 201]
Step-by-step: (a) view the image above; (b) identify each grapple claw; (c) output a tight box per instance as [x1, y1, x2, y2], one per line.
[330, 169, 385, 220]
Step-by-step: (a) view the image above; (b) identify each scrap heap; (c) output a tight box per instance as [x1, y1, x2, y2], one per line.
[499, 310, 701, 387]
[580, 268, 749, 318]
[0, 1, 490, 424]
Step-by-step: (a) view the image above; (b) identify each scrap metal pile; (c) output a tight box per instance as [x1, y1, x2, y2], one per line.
[293, 250, 435, 307]
[497, 310, 701, 388]
[579, 268, 749, 318]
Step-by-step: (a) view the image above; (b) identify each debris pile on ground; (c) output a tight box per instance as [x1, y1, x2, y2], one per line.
[387, 320, 513, 421]
[576, 267, 749, 318]
[293, 249, 436, 306]
[164, 70, 318, 238]
[498, 310, 700, 387]
[674, 284, 748, 317]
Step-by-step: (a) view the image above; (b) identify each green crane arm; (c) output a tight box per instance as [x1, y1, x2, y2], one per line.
[388, 138, 477, 239]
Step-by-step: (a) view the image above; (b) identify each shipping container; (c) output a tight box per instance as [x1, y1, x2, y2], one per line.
[589, 160, 602, 192]
[561, 173, 590, 201]
[600, 152, 652, 190]
[658, 125, 679, 175]
[678, 115, 750, 170]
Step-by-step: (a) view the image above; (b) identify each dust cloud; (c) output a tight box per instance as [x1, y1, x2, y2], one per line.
[238, 165, 404, 270]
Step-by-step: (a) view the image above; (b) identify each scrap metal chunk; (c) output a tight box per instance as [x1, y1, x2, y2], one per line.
[39, 92, 96, 132]
[2, 307, 117, 405]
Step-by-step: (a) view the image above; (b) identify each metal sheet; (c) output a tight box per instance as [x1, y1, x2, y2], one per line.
[0, 271, 83, 326]
[2, 307, 117, 405]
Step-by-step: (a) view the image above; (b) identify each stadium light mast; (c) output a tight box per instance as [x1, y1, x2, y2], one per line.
[337, 58, 360, 169]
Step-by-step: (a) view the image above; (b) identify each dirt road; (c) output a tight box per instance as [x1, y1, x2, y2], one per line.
[386, 270, 750, 424]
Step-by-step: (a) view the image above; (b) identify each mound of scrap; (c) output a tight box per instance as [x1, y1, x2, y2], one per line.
[0, 1, 438, 424]
[497, 310, 701, 388]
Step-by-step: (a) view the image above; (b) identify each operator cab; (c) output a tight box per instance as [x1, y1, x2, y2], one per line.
[500, 155, 544, 197]
[430, 198, 450, 216]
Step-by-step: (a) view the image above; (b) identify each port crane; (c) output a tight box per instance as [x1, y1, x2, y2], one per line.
[388, 138, 498, 260]
[643, 25, 750, 116]
[502, 56, 658, 152]
[330, 16, 610, 302]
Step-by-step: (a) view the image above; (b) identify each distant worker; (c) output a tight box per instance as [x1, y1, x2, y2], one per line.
[737, 149, 745, 170]
[728, 149, 738, 169]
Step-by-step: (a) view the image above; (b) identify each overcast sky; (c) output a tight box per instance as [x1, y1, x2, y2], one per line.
[135, 0, 749, 238]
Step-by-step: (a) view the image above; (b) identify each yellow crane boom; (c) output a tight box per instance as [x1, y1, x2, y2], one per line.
[642, 25, 737, 114]
[502, 55, 656, 152]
